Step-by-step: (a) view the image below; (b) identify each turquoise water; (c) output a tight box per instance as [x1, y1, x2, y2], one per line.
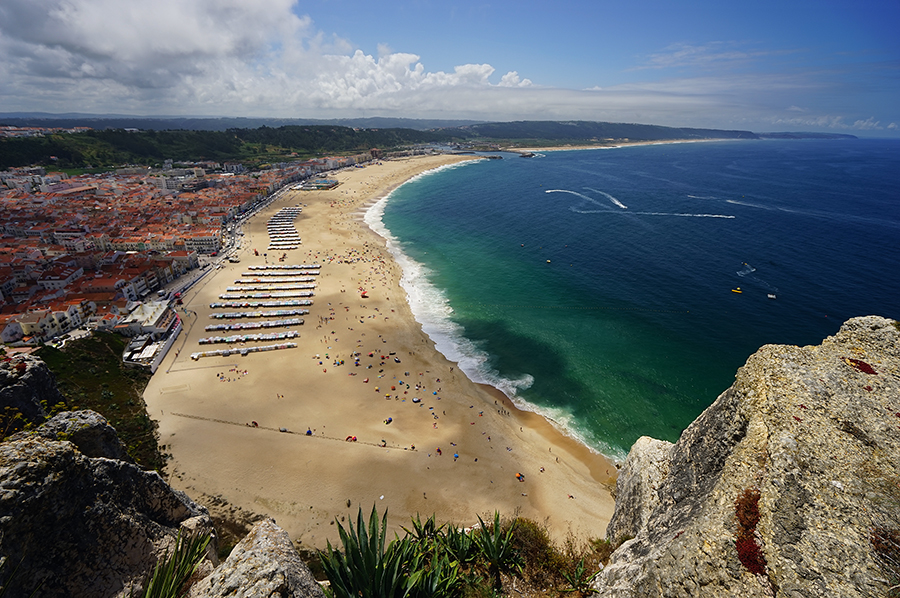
[366, 140, 900, 459]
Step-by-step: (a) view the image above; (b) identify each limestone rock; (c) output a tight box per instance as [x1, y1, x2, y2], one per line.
[0, 353, 65, 426]
[191, 519, 325, 598]
[9, 409, 131, 461]
[605, 436, 673, 542]
[0, 433, 216, 598]
[595, 316, 900, 597]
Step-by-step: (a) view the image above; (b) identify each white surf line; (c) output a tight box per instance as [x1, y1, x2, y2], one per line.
[584, 187, 628, 209]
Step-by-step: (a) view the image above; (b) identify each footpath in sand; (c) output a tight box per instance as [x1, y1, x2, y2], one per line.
[144, 154, 616, 549]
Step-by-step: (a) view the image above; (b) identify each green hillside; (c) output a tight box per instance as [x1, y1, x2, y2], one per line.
[0, 125, 453, 170]
[444, 120, 759, 143]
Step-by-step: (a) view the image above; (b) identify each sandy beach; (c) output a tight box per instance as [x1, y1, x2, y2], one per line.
[143, 153, 616, 549]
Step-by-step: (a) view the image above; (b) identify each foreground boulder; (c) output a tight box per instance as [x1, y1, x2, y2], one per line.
[596, 316, 900, 597]
[9, 409, 131, 461]
[191, 519, 325, 598]
[0, 353, 65, 425]
[0, 431, 216, 597]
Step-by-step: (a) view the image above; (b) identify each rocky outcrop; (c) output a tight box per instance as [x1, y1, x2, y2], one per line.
[0, 433, 217, 597]
[0, 353, 65, 425]
[595, 316, 900, 597]
[190, 519, 325, 598]
[9, 409, 131, 461]
[0, 351, 329, 597]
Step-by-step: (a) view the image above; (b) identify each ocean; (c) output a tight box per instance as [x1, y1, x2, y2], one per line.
[365, 139, 900, 460]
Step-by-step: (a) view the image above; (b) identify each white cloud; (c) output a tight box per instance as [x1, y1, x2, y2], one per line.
[0, 0, 894, 135]
[0, 0, 535, 117]
[498, 71, 533, 88]
[760, 114, 894, 132]
[851, 117, 883, 130]
[633, 42, 796, 72]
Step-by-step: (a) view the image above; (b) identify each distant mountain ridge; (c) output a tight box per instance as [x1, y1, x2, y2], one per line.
[0, 113, 857, 140]
[440, 120, 760, 141]
[0, 113, 484, 132]
[0, 116, 858, 170]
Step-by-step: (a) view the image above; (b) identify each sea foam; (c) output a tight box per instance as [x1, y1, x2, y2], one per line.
[364, 162, 534, 399]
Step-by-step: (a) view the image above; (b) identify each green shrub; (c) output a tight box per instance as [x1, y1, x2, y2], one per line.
[560, 556, 601, 596]
[508, 517, 565, 586]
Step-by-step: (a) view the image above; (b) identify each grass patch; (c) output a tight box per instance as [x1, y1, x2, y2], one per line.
[34, 332, 165, 471]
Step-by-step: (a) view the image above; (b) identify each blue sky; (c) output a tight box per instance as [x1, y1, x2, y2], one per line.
[1, 0, 897, 135]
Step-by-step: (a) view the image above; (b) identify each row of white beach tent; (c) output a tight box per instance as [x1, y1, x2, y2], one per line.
[205, 318, 304, 331]
[248, 264, 321, 270]
[191, 342, 297, 360]
[267, 207, 303, 250]
[209, 309, 309, 319]
[218, 291, 315, 299]
[225, 288, 316, 292]
[235, 277, 316, 284]
[198, 330, 300, 345]
[210, 299, 314, 308]
[241, 270, 320, 276]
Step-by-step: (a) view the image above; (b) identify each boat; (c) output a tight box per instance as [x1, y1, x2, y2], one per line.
[768, 294, 777, 299]
[731, 287, 743, 294]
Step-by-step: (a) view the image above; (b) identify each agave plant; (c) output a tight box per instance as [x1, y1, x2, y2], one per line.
[442, 525, 478, 566]
[140, 529, 211, 598]
[472, 512, 522, 590]
[406, 553, 461, 598]
[319, 506, 418, 598]
[402, 513, 445, 547]
[561, 556, 601, 597]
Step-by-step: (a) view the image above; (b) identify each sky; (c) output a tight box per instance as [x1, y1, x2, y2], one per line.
[1, 0, 898, 135]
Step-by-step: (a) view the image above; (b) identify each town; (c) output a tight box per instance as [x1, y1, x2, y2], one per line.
[0, 149, 377, 368]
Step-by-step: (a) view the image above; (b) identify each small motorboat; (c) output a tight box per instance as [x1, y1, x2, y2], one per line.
[768, 294, 777, 299]
[731, 287, 743, 294]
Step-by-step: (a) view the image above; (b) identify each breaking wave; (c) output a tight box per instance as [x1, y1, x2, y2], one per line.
[365, 164, 535, 401]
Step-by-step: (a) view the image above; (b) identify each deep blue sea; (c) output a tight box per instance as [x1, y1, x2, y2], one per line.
[365, 139, 900, 460]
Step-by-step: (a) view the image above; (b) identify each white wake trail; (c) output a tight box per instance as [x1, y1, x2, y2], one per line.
[585, 187, 628, 209]
[545, 189, 615, 212]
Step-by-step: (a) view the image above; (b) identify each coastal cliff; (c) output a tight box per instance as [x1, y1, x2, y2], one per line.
[2, 316, 898, 596]
[1, 411, 218, 597]
[595, 316, 900, 597]
[0, 356, 323, 598]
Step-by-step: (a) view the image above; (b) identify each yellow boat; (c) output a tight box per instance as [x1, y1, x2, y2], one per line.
[732, 287, 743, 294]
